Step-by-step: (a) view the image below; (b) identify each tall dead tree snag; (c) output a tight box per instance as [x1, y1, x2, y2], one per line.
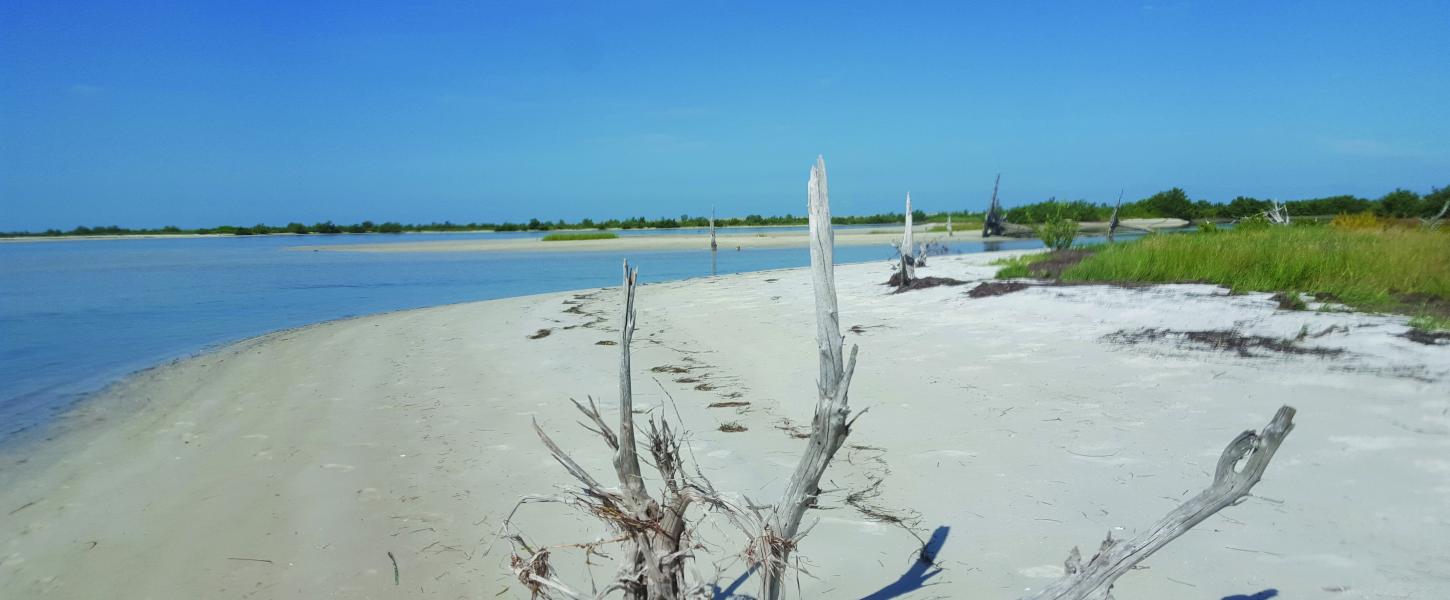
[1106, 190, 1123, 243]
[1025, 406, 1297, 600]
[758, 155, 861, 600]
[983, 174, 1007, 237]
[709, 206, 718, 251]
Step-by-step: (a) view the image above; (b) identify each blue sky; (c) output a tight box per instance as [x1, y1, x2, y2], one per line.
[2, 1, 1448, 230]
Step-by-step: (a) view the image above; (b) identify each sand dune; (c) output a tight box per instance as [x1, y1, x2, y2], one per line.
[2, 251, 1445, 599]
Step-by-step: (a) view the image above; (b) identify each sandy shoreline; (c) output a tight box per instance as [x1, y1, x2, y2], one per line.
[292, 219, 1190, 254]
[2, 251, 1445, 599]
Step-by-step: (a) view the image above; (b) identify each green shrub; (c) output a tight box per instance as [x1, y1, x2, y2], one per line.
[1035, 214, 1078, 250]
[1197, 221, 1221, 234]
[541, 232, 618, 241]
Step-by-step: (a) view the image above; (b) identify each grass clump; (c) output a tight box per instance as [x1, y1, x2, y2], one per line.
[541, 231, 619, 241]
[1409, 314, 1450, 332]
[992, 253, 1053, 279]
[1062, 227, 1450, 314]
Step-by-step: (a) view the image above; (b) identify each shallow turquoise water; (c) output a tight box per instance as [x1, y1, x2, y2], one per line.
[0, 228, 1096, 440]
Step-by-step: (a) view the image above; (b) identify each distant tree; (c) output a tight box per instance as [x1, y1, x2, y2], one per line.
[1375, 189, 1422, 218]
[311, 221, 341, 234]
[285, 222, 309, 234]
[377, 222, 404, 233]
[1140, 188, 1196, 220]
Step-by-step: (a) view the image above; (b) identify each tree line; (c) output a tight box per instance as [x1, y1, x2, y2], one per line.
[4, 184, 1445, 237]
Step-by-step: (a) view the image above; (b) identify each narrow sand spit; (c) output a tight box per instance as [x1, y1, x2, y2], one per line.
[295, 219, 1188, 254]
[2, 251, 1446, 599]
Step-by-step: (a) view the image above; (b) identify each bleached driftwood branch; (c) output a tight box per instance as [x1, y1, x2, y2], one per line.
[1107, 190, 1123, 242]
[903, 192, 915, 265]
[710, 206, 718, 251]
[757, 156, 862, 600]
[1422, 200, 1449, 230]
[1023, 405, 1297, 600]
[1265, 200, 1291, 225]
[947, 212, 953, 237]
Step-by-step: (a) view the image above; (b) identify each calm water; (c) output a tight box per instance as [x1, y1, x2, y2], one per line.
[0, 228, 1124, 441]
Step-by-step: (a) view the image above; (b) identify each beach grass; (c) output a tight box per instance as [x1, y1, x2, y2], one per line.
[992, 253, 1054, 279]
[541, 231, 619, 241]
[1410, 314, 1450, 332]
[1059, 227, 1450, 314]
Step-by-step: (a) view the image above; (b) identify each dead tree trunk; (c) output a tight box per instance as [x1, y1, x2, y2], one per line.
[758, 156, 861, 600]
[904, 192, 915, 262]
[709, 206, 718, 251]
[1023, 406, 1297, 600]
[1107, 190, 1123, 243]
[947, 213, 953, 236]
[983, 174, 1006, 237]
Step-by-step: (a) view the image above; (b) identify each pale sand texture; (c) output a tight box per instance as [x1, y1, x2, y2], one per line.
[295, 219, 1189, 254]
[2, 251, 1446, 599]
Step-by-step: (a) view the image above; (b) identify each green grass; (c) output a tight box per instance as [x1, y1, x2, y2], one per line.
[992, 253, 1052, 279]
[1060, 227, 1450, 314]
[1410, 314, 1450, 332]
[541, 231, 619, 241]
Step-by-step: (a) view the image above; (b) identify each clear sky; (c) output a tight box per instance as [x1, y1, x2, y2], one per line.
[2, 1, 1448, 231]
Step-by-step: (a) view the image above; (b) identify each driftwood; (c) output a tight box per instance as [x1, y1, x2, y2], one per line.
[709, 206, 718, 251]
[1422, 200, 1449, 230]
[1265, 200, 1291, 225]
[1024, 405, 1297, 600]
[505, 262, 732, 600]
[947, 213, 953, 236]
[983, 174, 1007, 237]
[757, 155, 862, 599]
[1106, 190, 1123, 242]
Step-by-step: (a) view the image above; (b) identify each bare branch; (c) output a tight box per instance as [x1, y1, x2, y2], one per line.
[1024, 405, 1297, 600]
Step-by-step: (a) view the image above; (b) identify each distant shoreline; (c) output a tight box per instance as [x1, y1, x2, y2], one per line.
[295, 219, 1191, 253]
[0, 223, 869, 243]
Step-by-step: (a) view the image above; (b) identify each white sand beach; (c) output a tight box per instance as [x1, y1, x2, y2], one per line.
[2, 251, 1446, 599]
[294, 219, 1189, 254]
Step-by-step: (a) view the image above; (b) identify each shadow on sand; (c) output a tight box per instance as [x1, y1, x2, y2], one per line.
[713, 526, 951, 600]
